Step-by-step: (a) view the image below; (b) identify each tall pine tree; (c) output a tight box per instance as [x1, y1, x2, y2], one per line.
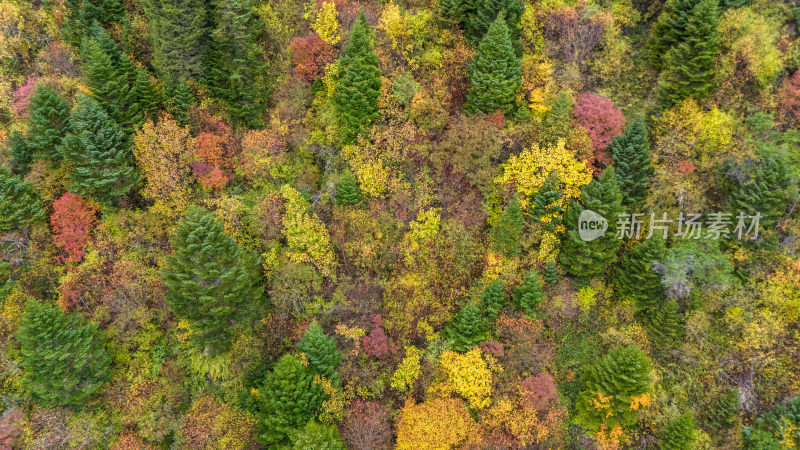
[609, 115, 652, 208]
[0, 168, 45, 231]
[614, 236, 666, 311]
[660, 413, 697, 450]
[297, 321, 342, 382]
[561, 167, 623, 281]
[513, 269, 545, 318]
[17, 301, 110, 406]
[442, 0, 523, 45]
[7, 131, 33, 175]
[657, 0, 720, 107]
[27, 84, 71, 163]
[333, 12, 382, 144]
[647, 299, 683, 349]
[142, 0, 210, 80]
[729, 155, 795, 230]
[479, 280, 506, 326]
[162, 206, 264, 356]
[647, 0, 696, 69]
[491, 194, 524, 257]
[59, 94, 141, 205]
[204, 0, 269, 127]
[466, 13, 521, 115]
[445, 302, 487, 352]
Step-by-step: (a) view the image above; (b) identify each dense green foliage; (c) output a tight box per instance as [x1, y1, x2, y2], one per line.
[298, 321, 342, 382]
[466, 14, 521, 115]
[609, 115, 651, 208]
[0, 168, 44, 231]
[614, 236, 666, 311]
[445, 302, 486, 351]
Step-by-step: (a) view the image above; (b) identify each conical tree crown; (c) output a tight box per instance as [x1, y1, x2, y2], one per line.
[467, 13, 521, 115]
[513, 269, 544, 318]
[491, 194, 524, 257]
[660, 413, 697, 450]
[609, 115, 652, 208]
[162, 205, 264, 355]
[27, 84, 71, 162]
[446, 302, 487, 352]
[0, 168, 45, 231]
[298, 321, 342, 382]
[647, 0, 697, 68]
[614, 236, 666, 311]
[479, 279, 506, 325]
[336, 172, 362, 206]
[17, 300, 110, 406]
[143, 0, 210, 80]
[647, 299, 683, 349]
[60, 94, 140, 205]
[729, 155, 795, 229]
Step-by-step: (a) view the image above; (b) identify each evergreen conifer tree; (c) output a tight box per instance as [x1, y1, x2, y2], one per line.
[466, 13, 521, 115]
[143, 0, 210, 80]
[162, 206, 264, 356]
[609, 115, 652, 208]
[258, 353, 325, 446]
[614, 236, 666, 311]
[17, 300, 110, 406]
[729, 156, 795, 230]
[527, 172, 565, 232]
[513, 269, 544, 318]
[647, 299, 683, 349]
[543, 260, 559, 286]
[574, 345, 652, 431]
[647, 0, 697, 69]
[540, 91, 574, 145]
[27, 84, 71, 163]
[657, 0, 720, 107]
[707, 389, 739, 432]
[446, 302, 486, 352]
[62, 0, 126, 47]
[441, 0, 523, 45]
[133, 66, 162, 122]
[59, 95, 140, 205]
[491, 195, 524, 257]
[660, 413, 697, 450]
[298, 321, 342, 382]
[336, 172, 362, 206]
[164, 77, 196, 125]
[7, 131, 32, 175]
[333, 12, 382, 144]
[561, 167, 623, 281]
[479, 280, 506, 326]
[204, 0, 269, 127]
[0, 168, 45, 232]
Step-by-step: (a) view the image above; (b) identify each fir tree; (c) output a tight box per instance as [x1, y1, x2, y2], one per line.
[441, 0, 523, 46]
[466, 13, 521, 115]
[479, 280, 506, 326]
[446, 302, 486, 352]
[62, 0, 127, 47]
[543, 260, 559, 286]
[133, 66, 162, 122]
[162, 206, 264, 356]
[7, 131, 32, 175]
[706, 389, 739, 432]
[333, 12, 382, 144]
[561, 167, 623, 281]
[647, 0, 696, 69]
[289, 420, 346, 450]
[164, 77, 196, 125]
[729, 156, 796, 230]
[647, 299, 683, 349]
[27, 84, 71, 162]
[660, 413, 697, 450]
[491, 194, 524, 257]
[0, 168, 45, 232]
[336, 172, 362, 206]
[204, 0, 269, 127]
[513, 269, 544, 318]
[258, 354, 325, 446]
[540, 91, 574, 145]
[609, 115, 652, 208]
[59, 95, 141, 205]
[17, 301, 110, 406]
[142, 0, 210, 80]
[575, 345, 652, 431]
[614, 236, 666, 311]
[298, 321, 342, 382]
[657, 0, 720, 107]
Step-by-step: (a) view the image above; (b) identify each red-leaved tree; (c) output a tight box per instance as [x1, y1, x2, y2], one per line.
[571, 92, 626, 152]
[50, 193, 97, 264]
[289, 34, 335, 82]
[782, 69, 800, 120]
[361, 314, 389, 359]
[11, 75, 37, 118]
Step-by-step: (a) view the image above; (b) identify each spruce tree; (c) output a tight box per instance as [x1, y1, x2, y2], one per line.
[491, 195, 524, 257]
[336, 172, 362, 206]
[162, 206, 264, 356]
[289, 420, 346, 450]
[258, 354, 325, 446]
[133, 66, 162, 122]
[142, 0, 210, 80]
[647, 299, 683, 349]
[442, 0, 523, 45]
[540, 91, 574, 145]
[466, 13, 521, 115]
[609, 115, 652, 208]
[0, 168, 45, 232]
[333, 12, 382, 144]
[561, 167, 623, 281]
[62, 0, 126, 47]
[446, 302, 486, 352]
[17, 301, 110, 407]
[614, 236, 666, 311]
[707, 389, 739, 432]
[543, 260, 559, 286]
[479, 279, 506, 326]
[660, 413, 697, 450]
[575, 345, 652, 431]
[513, 269, 544, 318]
[729, 156, 795, 230]
[297, 321, 342, 382]
[27, 84, 71, 162]
[647, 0, 697, 69]
[204, 0, 269, 127]
[657, 0, 720, 107]
[7, 131, 32, 175]
[59, 95, 141, 205]
[164, 77, 196, 125]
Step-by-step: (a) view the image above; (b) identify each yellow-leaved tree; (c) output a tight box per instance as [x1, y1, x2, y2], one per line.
[312, 1, 340, 46]
[395, 397, 481, 449]
[280, 184, 337, 278]
[439, 348, 494, 409]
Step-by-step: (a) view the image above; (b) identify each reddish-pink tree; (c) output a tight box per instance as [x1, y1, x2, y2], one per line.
[340, 400, 392, 450]
[571, 92, 625, 151]
[782, 69, 800, 120]
[11, 75, 37, 118]
[520, 373, 558, 411]
[289, 34, 335, 82]
[361, 314, 389, 359]
[50, 193, 97, 264]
